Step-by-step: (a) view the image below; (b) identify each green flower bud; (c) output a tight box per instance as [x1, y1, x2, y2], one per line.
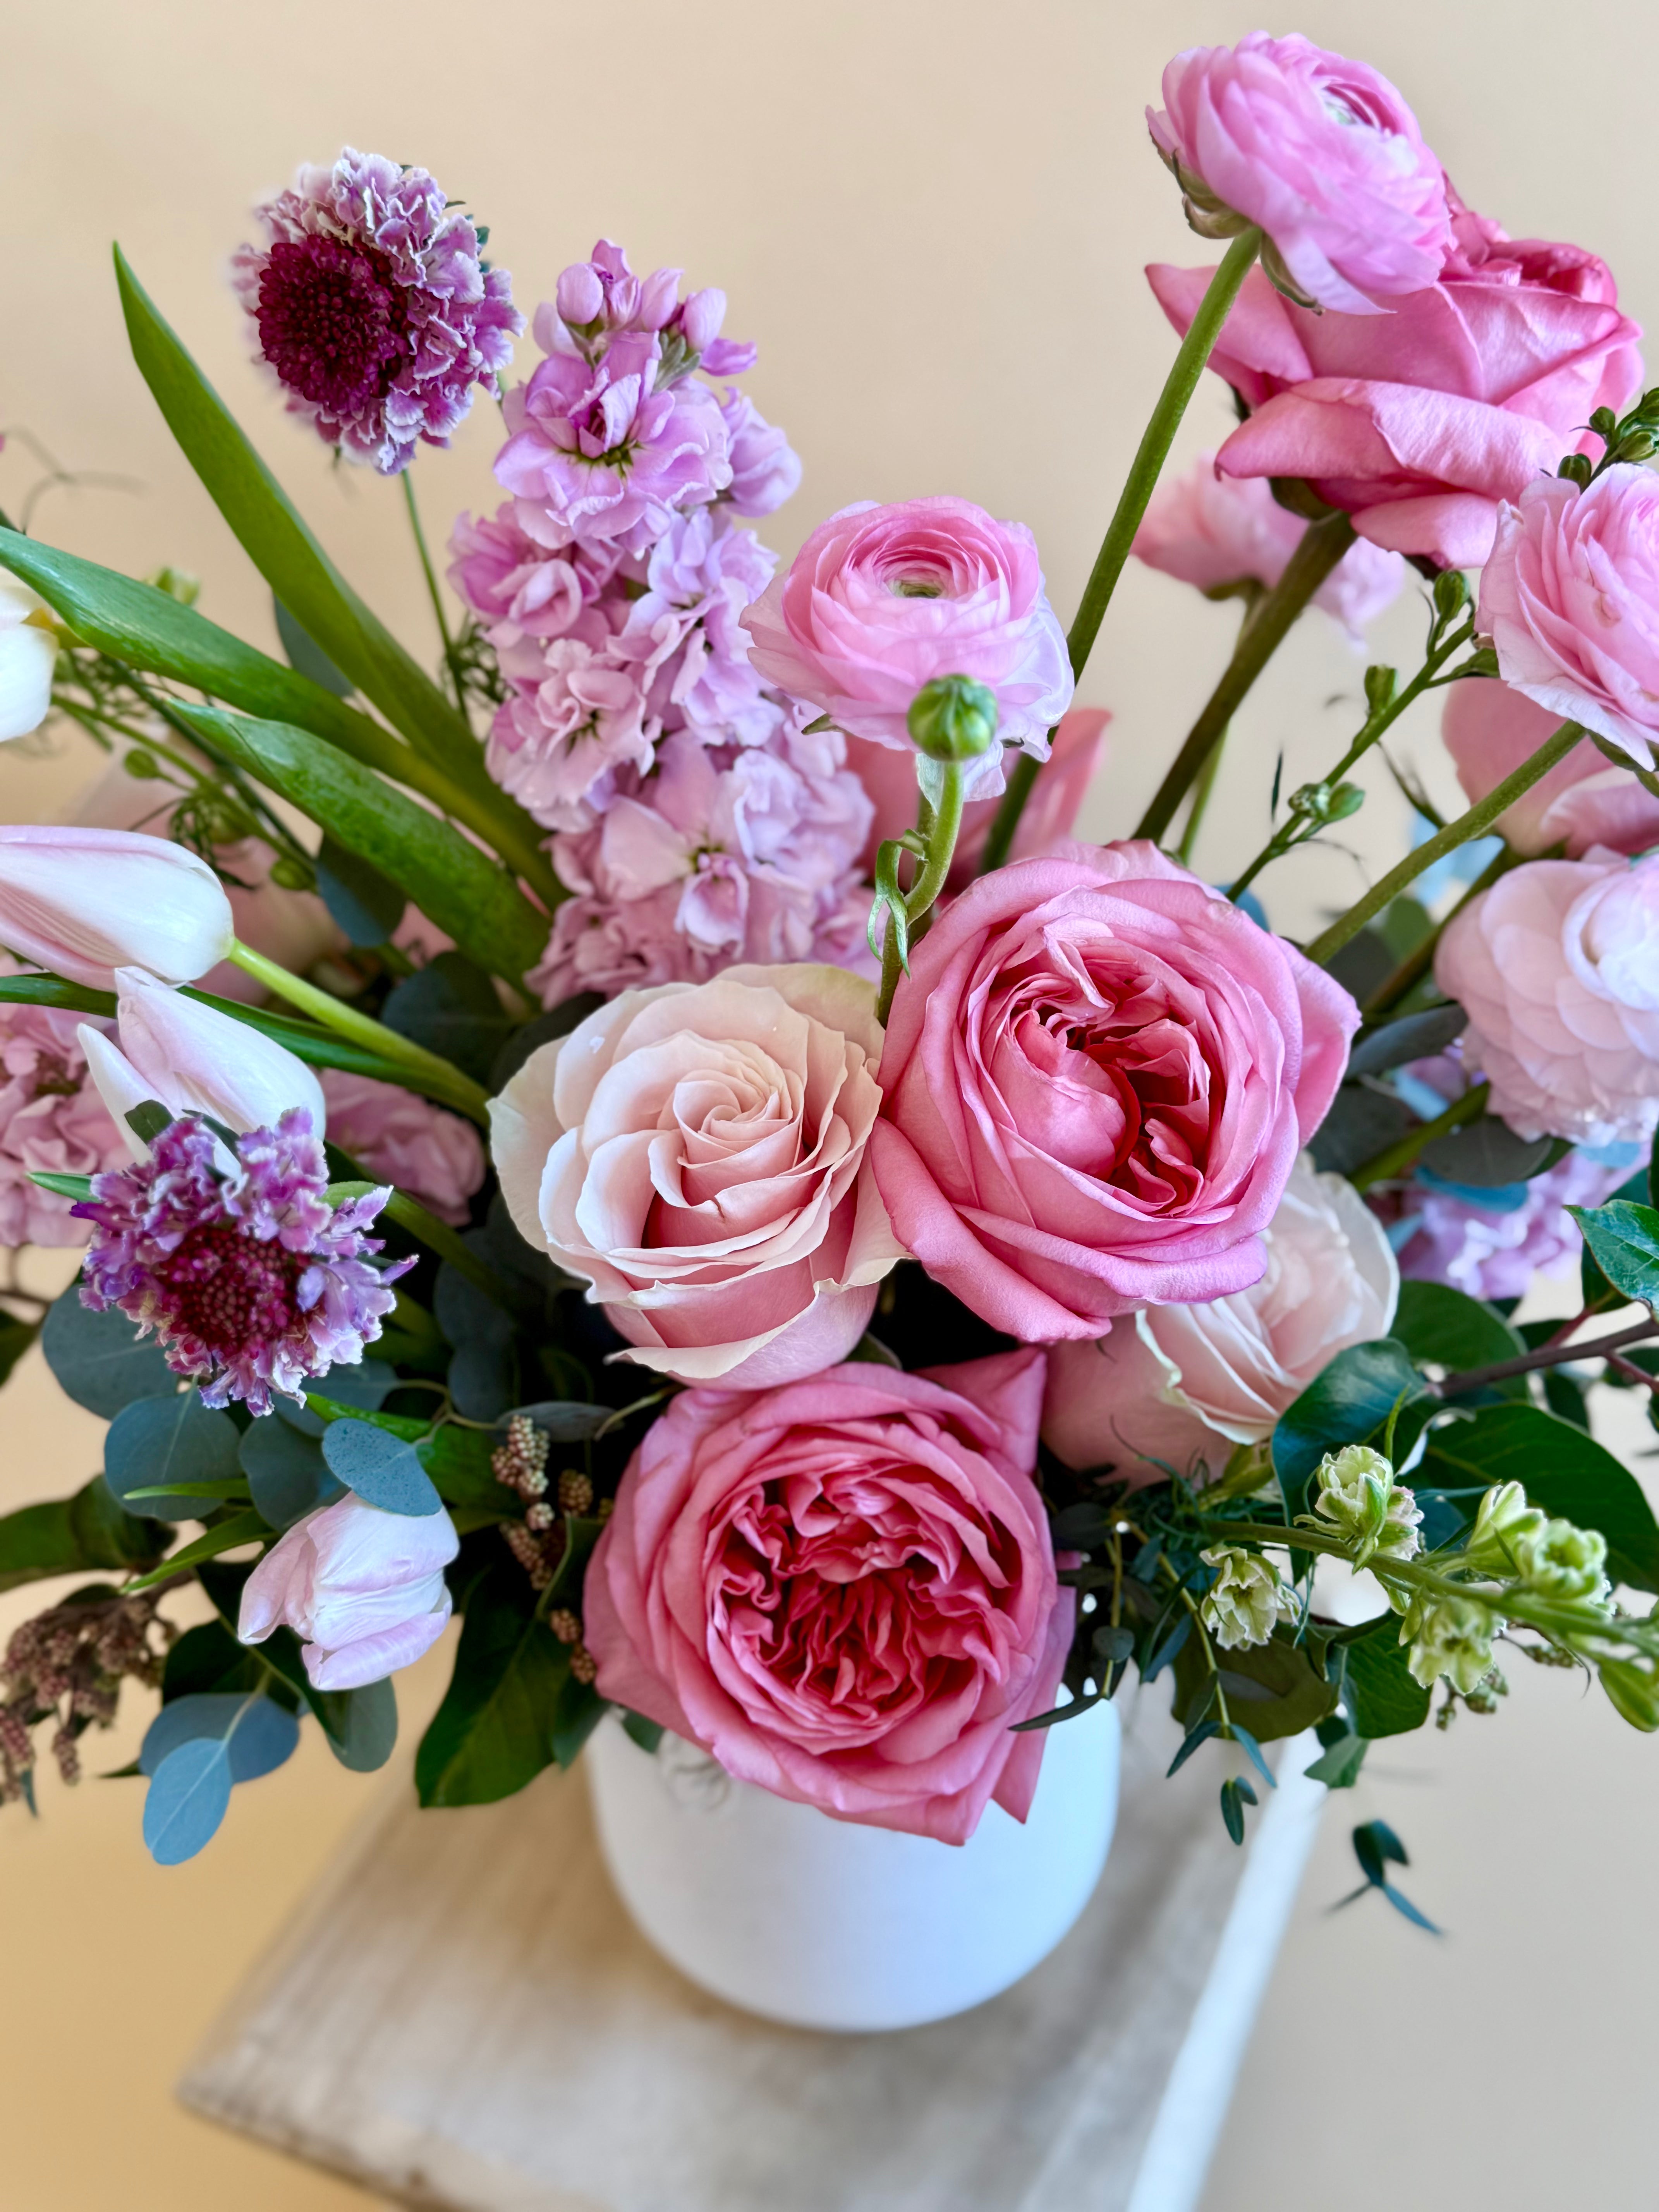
[1513, 1517, 1608, 1604]
[1404, 1592, 1497, 1694]
[268, 854, 316, 893]
[121, 749, 163, 781]
[1600, 1659, 1659, 1733]
[1363, 664, 1396, 715]
[1200, 1545, 1295, 1652]
[1461, 1481, 1545, 1575]
[906, 675, 998, 763]
[1432, 567, 1468, 621]
[1311, 1445, 1422, 1570]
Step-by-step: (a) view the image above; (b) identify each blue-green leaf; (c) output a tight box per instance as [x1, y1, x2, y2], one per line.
[238, 1418, 345, 1529]
[41, 1288, 176, 1419]
[320, 1419, 443, 1516]
[104, 1392, 241, 1520]
[142, 1738, 233, 1865]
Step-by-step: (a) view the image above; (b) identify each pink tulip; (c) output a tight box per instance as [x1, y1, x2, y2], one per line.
[239, 1493, 459, 1691]
[79, 968, 325, 1149]
[0, 826, 234, 989]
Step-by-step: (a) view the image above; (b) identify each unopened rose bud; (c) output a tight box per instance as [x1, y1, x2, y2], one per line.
[907, 675, 999, 764]
[556, 264, 605, 328]
[1432, 567, 1469, 621]
[0, 825, 235, 989]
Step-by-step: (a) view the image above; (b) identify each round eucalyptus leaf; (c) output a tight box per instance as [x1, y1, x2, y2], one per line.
[319, 1419, 442, 1516]
[105, 1393, 241, 1520]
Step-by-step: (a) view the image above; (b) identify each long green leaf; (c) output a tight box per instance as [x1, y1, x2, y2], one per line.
[169, 703, 547, 982]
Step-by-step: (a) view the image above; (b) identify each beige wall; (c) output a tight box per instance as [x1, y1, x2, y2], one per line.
[2, 3, 1656, 2205]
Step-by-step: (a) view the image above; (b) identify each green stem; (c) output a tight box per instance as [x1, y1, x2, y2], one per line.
[876, 763, 967, 1025]
[978, 229, 1262, 875]
[1135, 510, 1357, 845]
[1305, 723, 1584, 967]
[1348, 1081, 1490, 1193]
[330, 1180, 514, 1305]
[1360, 843, 1523, 1018]
[227, 941, 490, 1124]
[404, 472, 467, 717]
[1176, 720, 1230, 867]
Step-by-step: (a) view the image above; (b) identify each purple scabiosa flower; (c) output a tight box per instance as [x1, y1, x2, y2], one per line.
[232, 148, 522, 475]
[74, 1110, 411, 1415]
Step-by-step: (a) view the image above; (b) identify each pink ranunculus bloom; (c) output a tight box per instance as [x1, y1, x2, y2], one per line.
[740, 497, 1075, 799]
[491, 963, 902, 1388]
[1149, 34, 1451, 316]
[1441, 679, 1659, 859]
[0, 961, 124, 1248]
[239, 1492, 459, 1691]
[318, 1070, 484, 1229]
[1479, 467, 1659, 770]
[485, 637, 659, 831]
[1435, 851, 1659, 1146]
[869, 842, 1358, 1340]
[1391, 1147, 1632, 1305]
[718, 388, 802, 517]
[584, 1348, 1072, 1844]
[1042, 1153, 1397, 1484]
[1132, 456, 1406, 642]
[1147, 198, 1644, 568]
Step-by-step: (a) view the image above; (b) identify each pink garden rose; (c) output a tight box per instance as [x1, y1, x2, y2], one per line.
[1441, 679, 1659, 858]
[740, 497, 1074, 798]
[490, 964, 902, 1386]
[1479, 467, 1659, 769]
[1435, 852, 1659, 1145]
[1042, 1154, 1396, 1482]
[1149, 34, 1451, 316]
[584, 1349, 1072, 1844]
[318, 1070, 484, 1228]
[869, 843, 1358, 1340]
[1147, 199, 1644, 568]
[239, 1493, 459, 1691]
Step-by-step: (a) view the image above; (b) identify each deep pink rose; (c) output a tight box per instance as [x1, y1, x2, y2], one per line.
[869, 843, 1358, 1339]
[740, 497, 1074, 798]
[1479, 468, 1659, 769]
[1149, 34, 1451, 315]
[1441, 679, 1659, 858]
[1147, 200, 1644, 568]
[584, 1348, 1072, 1844]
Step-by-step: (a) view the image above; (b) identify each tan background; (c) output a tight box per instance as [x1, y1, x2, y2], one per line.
[2, 2, 1656, 2206]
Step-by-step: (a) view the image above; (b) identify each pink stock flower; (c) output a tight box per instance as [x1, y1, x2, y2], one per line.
[239, 1492, 459, 1691]
[1479, 468, 1659, 769]
[485, 636, 658, 829]
[1147, 198, 1644, 568]
[1149, 34, 1451, 315]
[869, 843, 1358, 1340]
[618, 509, 779, 744]
[547, 239, 755, 378]
[1441, 680, 1659, 858]
[1132, 457, 1405, 641]
[583, 1349, 1072, 1844]
[1391, 1147, 1632, 1305]
[718, 388, 802, 517]
[0, 966, 123, 1249]
[1435, 852, 1659, 1145]
[740, 497, 1075, 798]
[491, 964, 902, 1388]
[75, 1111, 410, 1414]
[447, 506, 622, 665]
[318, 1071, 484, 1229]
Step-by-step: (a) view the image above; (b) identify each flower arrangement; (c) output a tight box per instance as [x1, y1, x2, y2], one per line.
[2, 38, 1659, 1943]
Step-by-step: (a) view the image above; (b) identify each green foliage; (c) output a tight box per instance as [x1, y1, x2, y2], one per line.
[1173, 1628, 1339, 1743]
[1391, 1282, 1526, 1396]
[1346, 1005, 1467, 1078]
[313, 835, 405, 947]
[162, 1619, 268, 1702]
[1272, 1340, 1428, 1515]
[139, 1693, 300, 1864]
[40, 1286, 175, 1418]
[1219, 1773, 1257, 1845]
[1340, 1819, 1439, 1934]
[238, 1417, 343, 1529]
[103, 1392, 242, 1520]
[196, 1561, 398, 1773]
[298, 1398, 513, 1522]
[383, 954, 514, 1086]
[414, 1562, 574, 1807]
[319, 1419, 444, 1517]
[1303, 1732, 1369, 1789]
[0, 1477, 163, 1594]
[1420, 1116, 1559, 1187]
[273, 597, 352, 697]
[1342, 1625, 1432, 1738]
[0, 1312, 38, 1389]
[1568, 1199, 1659, 1309]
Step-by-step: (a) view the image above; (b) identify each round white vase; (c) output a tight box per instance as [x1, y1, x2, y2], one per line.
[586, 1699, 1120, 2032]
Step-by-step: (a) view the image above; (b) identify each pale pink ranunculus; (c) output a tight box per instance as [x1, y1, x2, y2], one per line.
[869, 843, 1358, 1341]
[1441, 680, 1659, 858]
[740, 497, 1074, 799]
[1132, 457, 1405, 642]
[318, 1070, 484, 1228]
[490, 964, 903, 1386]
[584, 1349, 1072, 1844]
[239, 1492, 459, 1691]
[1042, 1153, 1397, 1482]
[1147, 199, 1644, 568]
[1149, 34, 1451, 316]
[1435, 851, 1659, 1145]
[1479, 467, 1659, 770]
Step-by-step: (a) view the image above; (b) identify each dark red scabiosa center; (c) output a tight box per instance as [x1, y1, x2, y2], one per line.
[255, 237, 409, 417]
[150, 1218, 304, 1364]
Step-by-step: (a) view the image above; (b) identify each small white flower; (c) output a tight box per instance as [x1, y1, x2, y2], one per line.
[1200, 1544, 1297, 1651]
[1403, 1592, 1496, 1694]
[1311, 1444, 1422, 1569]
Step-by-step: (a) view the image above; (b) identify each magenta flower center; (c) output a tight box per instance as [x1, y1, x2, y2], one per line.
[150, 1219, 304, 1362]
[255, 237, 409, 417]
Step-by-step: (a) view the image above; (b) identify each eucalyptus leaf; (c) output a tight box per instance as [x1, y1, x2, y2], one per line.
[139, 1692, 298, 1783]
[319, 1419, 443, 1517]
[274, 1358, 395, 1439]
[41, 1287, 176, 1418]
[383, 953, 513, 1086]
[1346, 1004, 1467, 1078]
[104, 1393, 241, 1520]
[142, 1738, 233, 1865]
[238, 1417, 345, 1529]
[1420, 1116, 1558, 1188]
[1307, 1085, 1417, 1176]
[1304, 1733, 1369, 1788]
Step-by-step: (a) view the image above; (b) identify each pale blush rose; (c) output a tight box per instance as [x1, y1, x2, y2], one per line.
[239, 1493, 459, 1691]
[318, 1071, 484, 1228]
[1441, 680, 1659, 858]
[1434, 852, 1659, 1145]
[1042, 1154, 1398, 1482]
[584, 1349, 1072, 1844]
[1149, 34, 1451, 316]
[489, 964, 903, 1387]
[869, 843, 1358, 1341]
[740, 497, 1074, 800]
[1479, 468, 1659, 770]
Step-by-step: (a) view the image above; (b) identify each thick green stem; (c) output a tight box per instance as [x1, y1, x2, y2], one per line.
[978, 229, 1262, 875]
[227, 941, 490, 1123]
[1305, 723, 1584, 967]
[1135, 510, 1357, 845]
[876, 763, 967, 1025]
[1348, 1081, 1490, 1193]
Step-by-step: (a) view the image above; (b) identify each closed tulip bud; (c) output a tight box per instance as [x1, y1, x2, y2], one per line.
[239, 1493, 460, 1690]
[0, 826, 234, 988]
[907, 675, 999, 763]
[86, 968, 325, 1140]
[0, 576, 57, 743]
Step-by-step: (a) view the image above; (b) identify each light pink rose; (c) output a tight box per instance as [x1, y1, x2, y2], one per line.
[239, 1492, 459, 1691]
[1441, 679, 1659, 858]
[318, 1070, 484, 1228]
[1042, 1154, 1397, 1482]
[740, 497, 1074, 799]
[1479, 468, 1659, 770]
[1147, 198, 1644, 567]
[490, 964, 903, 1386]
[1149, 34, 1451, 316]
[1435, 851, 1659, 1145]
[584, 1349, 1072, 1844]
[869, 842, 1358, 1340]
[1132, 457, 1405, 642]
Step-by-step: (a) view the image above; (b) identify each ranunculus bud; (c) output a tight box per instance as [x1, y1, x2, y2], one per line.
[907, 675, 999, 763]
[0, 826, 235, 989]
[239, 1493, 459, 1690]
[0, 576, 57, 743]
[79, 968, 325, 1145]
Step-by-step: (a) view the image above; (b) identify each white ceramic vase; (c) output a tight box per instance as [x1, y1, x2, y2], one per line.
[586, 1698, 1120, 2032]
